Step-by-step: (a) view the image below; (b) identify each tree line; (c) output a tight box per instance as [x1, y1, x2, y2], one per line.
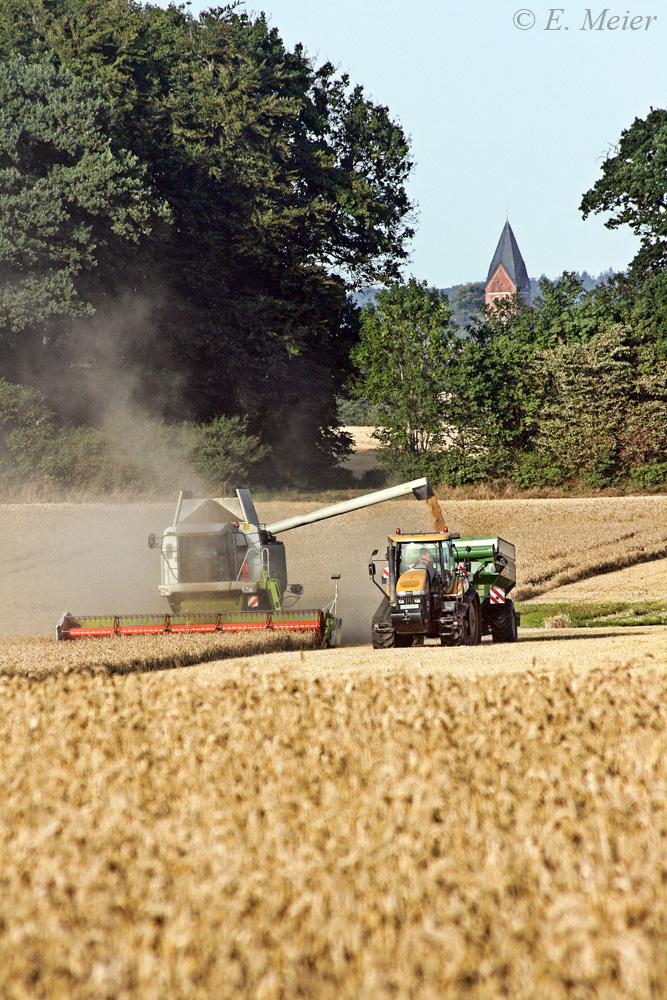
[0, 0, 664, 495]
[0, 0, 413, 489]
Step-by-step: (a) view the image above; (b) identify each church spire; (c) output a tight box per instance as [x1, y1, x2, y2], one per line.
[485, 220, 530, 307]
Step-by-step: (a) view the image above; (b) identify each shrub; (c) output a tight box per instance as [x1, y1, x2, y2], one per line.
[186, 415, 271, 490]
[0, 379, 53, 432]
[512, 452, 565, 489]
[38, 427, 145, 492]
[583, 447, 621, 489]
[629, 462, 667, 491]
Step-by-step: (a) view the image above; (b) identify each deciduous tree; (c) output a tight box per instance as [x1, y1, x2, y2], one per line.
[0, 1, 415, 483]
[580, 108, 667, 275]
[351, 280, 455, 479]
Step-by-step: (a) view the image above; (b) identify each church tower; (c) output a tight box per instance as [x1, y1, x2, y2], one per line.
[485, 220, 531, 308]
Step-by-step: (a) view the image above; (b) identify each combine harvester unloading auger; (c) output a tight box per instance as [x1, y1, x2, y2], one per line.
[57, 478, 436, 647]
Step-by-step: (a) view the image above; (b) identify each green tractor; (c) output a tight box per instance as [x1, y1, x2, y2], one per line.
[369, 530, 519, 647]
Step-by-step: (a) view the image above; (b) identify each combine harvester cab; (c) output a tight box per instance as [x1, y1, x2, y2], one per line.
[369, 530, 519, 647]
[58, 479, 436, 649]
[153, 489, 291, 616]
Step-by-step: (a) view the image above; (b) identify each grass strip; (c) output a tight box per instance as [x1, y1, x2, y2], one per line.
[516, 599, 667, 628]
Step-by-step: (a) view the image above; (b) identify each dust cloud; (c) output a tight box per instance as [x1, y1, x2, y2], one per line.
[30, 287, 208, 495]
[0, 503, 173, 637]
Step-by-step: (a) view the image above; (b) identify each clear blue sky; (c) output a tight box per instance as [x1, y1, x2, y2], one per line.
[153, 0, 666, 286]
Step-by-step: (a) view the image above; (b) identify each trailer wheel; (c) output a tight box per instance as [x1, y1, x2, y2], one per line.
[489, 599, 518, 642]
[461, 593, 482, 645]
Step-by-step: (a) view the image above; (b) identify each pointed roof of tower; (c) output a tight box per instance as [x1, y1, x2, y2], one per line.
[486, 220, 529, 290]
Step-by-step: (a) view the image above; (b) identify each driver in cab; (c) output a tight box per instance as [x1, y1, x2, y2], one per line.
[403, 543, 437, 580]
[416, 548, 434, 573]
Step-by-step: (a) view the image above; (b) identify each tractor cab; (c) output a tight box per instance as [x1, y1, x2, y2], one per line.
[395, 538, 450, 583]
[392, 532, 459, 590]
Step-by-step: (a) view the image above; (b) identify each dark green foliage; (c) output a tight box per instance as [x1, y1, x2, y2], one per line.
[448, 282, 485, 328]
[529, 325, 636, 485]
[580, 108, 667, 276]
[0, 54, 168, 334]
[0, 1, 414, 484]
[511, 453, 564, 490]
[630, 463, 667, 491]
[186, 415, 271, 490]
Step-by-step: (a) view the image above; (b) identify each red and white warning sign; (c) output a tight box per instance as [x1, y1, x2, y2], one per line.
[247, 595, 259, 609]
[382, 566, 389, 582]
[489, 586, 505, 604]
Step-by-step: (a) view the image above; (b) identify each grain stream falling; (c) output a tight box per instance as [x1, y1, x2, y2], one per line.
[426, 494, 448, 532]
[3, 655, 667, 999]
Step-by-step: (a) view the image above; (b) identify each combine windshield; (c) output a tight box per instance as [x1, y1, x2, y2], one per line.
[178, 531, 246, 583]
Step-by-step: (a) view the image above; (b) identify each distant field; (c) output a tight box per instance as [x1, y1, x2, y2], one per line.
[339, 425, 382, 477]
[1, 494, 665, 640]
[525, 556, 667, 604]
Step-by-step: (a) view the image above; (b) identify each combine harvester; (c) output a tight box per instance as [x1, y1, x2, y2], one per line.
[57, 479, 436, 647]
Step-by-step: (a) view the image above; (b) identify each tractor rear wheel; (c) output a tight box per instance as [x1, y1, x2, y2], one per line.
[489, 599, 518, 642]
[461, 593, 482, 645]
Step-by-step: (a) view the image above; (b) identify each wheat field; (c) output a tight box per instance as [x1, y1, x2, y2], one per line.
[1, 496, 667, 998]
[2, 638, 667, 1000]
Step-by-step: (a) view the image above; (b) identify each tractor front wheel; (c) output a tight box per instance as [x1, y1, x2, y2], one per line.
[371, 597, 419, 649]
[372, 596, 394, 649]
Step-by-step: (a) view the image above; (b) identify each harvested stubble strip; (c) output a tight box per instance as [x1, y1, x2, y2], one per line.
[0, 631, 319, 680]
